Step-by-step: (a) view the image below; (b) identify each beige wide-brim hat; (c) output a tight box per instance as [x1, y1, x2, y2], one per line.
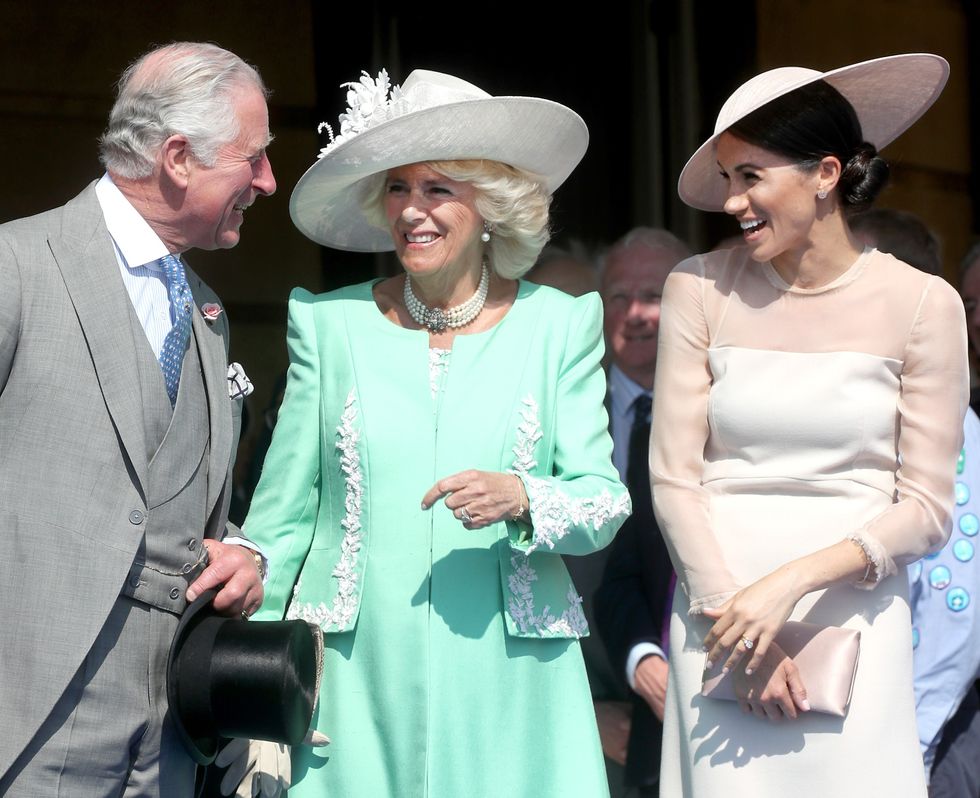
[678, 53, 949, 212]
[289, 69, 589, 251]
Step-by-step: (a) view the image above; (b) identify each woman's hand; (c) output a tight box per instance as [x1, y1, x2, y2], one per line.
[731, 641, 810, 721]
[421, 470, 527, 529]
[702, 564, 803, 675]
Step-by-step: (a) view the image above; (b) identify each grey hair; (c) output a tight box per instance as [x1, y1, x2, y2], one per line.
[359, 159, 552, 279]
[99, 42, 268, 179]
[598, 227, 693, 281]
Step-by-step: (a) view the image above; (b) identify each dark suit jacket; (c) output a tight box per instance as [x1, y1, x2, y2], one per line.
[594, 420, 674, 789]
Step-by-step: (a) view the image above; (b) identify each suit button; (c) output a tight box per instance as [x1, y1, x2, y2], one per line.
[187, 539, 198, 551]
[170, 587, 181, 600]
[129, 510, 145, 525]
[181, 563, 193, 574]
[129, 574, 141, 588]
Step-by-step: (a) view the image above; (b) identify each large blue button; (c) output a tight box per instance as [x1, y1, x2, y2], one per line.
[910, 561, 923, 582]
[955, 482, 970, 506]
[930, 565, 952, 590]
[960, 513, 979, 537]
[957, 448, 965, 475]
[947, 588, 970, 612]
[953, 540, 975, 562]
[911, 627, 920, 649]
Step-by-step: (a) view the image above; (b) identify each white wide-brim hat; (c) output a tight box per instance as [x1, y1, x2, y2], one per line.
[289, 69, 589, 250]
[678, 53, 949, 211]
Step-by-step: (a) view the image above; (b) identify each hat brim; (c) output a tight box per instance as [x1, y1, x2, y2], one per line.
[167, 589, 221, 765]
[678, 53, 949, 211]
[289, 97, 589, 250]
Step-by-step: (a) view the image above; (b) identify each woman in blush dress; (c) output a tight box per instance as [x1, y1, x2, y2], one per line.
[651, 54, 967, 796]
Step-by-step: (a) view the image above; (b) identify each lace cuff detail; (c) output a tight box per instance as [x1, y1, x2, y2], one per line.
[846, 531, 893, 589]
[521, 475, 631, 554]
[687, 589, 739, 617]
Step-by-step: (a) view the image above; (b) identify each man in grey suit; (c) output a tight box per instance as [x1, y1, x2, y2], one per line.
[0, 42, 275, 796]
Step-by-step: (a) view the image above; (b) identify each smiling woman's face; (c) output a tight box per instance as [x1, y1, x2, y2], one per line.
[383, 162, 484, 280]
[716, 131, 821, 271]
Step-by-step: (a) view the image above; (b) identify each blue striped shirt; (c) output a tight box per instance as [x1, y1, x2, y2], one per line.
[95, 174, 175, 357]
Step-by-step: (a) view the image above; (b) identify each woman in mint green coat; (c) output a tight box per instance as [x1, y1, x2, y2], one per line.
[233, 68, 630, 798]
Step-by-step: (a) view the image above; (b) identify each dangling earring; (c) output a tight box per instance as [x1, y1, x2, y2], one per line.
[817, 189, 828, 200]
[481, 221, 492, 243]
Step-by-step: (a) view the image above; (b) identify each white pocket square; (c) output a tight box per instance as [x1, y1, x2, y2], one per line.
[227, 362, 254, 399]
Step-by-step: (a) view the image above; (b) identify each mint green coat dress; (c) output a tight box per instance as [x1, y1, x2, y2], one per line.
[245, 280, 630, 797]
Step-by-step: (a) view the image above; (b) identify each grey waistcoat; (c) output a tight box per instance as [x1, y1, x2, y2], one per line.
[119, 309, 212, 614]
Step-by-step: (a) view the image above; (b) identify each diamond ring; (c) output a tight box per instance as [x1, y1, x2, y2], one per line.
[740, 636, 754, 650]
[460, 507, 473, 524]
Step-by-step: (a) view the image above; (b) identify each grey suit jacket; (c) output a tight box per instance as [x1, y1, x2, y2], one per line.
[0, 182, 241, 776]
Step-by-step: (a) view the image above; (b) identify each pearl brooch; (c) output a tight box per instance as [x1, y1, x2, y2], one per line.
[404, 264, 490, 333]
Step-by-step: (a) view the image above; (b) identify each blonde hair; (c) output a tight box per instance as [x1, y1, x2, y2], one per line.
[359, 159, 552, 279]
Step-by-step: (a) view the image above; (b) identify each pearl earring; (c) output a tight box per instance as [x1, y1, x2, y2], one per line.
[481, 222, 492, 243]
[817, 189, 828, 200]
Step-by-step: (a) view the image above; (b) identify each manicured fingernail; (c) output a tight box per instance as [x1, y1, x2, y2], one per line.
[801, 699, 811, 711]
[744, 668, 753, 675]
[705, 660, 713, 670]
[722, 666, 729, 674]
[420, 502, 428, 510]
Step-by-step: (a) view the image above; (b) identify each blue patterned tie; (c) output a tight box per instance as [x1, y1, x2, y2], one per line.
[158, 254, 194, 406]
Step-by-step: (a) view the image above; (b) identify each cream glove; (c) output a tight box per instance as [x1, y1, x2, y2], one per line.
[216, 732, 330, 798]
[216, 738, 290, 798]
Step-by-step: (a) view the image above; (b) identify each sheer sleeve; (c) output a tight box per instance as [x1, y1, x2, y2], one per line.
[846, 276, 969, 585]
[650, 257, 741, 613]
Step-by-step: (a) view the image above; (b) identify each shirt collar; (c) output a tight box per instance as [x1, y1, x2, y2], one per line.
[609, 364, 651, 420]
[95, 173, 171, 270]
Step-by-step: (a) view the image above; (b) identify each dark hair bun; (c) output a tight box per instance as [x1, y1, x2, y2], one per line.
[838, 142, 889, 211]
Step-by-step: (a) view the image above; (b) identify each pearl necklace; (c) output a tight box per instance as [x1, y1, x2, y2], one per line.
[404, 265, 490, 333]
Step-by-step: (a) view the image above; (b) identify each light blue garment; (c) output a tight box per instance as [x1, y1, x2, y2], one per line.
[909, 407, 980, 776]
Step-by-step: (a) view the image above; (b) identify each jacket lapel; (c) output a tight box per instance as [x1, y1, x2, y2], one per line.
[186, 273, 232, 515]
[49, 184, 149, 496]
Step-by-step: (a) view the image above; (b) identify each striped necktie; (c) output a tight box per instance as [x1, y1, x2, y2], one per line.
[158, 254, 194, 406]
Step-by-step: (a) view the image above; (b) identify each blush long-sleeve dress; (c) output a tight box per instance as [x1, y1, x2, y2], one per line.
[245, 280, 629, 797]
[650, 246, 968, 797]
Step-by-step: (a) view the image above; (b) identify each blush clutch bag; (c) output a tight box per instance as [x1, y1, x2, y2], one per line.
[701, 621, 861, 717]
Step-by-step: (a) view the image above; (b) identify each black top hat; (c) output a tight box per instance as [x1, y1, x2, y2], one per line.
[167, 589, 324, 765]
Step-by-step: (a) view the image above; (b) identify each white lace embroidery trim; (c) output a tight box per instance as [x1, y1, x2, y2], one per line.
[521, 477, 632, 554]
[428, 347, 451, 399]
[508, 395, 630, 553]
[511, 395, 542, 474]
[286, 389, 364, 631]
[506, 554, 589, 637]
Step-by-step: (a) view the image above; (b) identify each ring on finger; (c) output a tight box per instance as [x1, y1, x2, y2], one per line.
[460, 507, 473, 524]
[740, 636, 755, 650]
